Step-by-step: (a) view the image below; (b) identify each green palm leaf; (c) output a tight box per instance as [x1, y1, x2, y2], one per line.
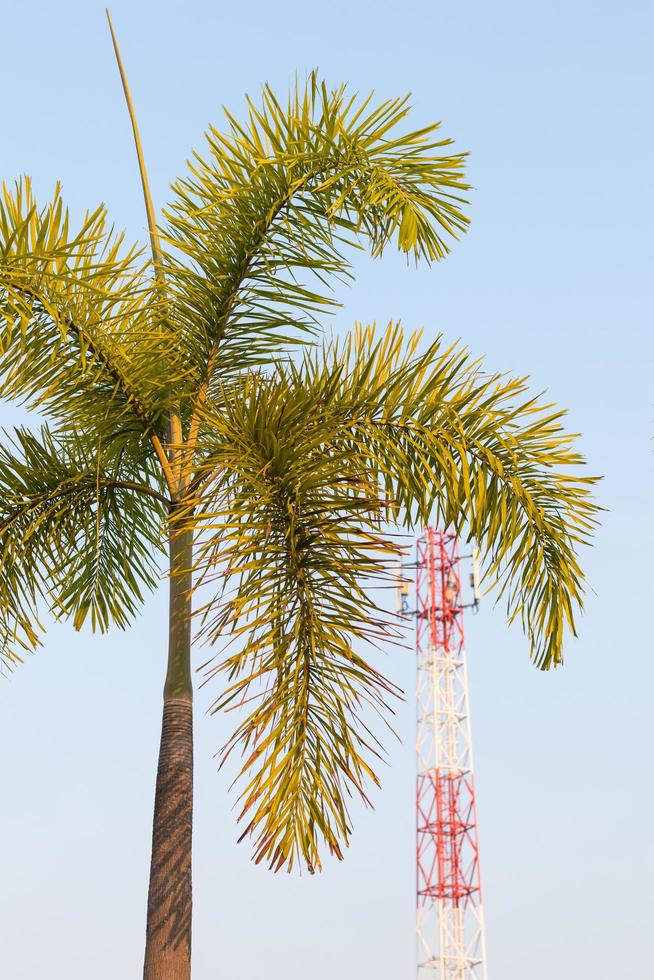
[163, 75, 469, 426]
[0, 425, 168, 667]
[0, 179, 183, 470]
[187, 322, 599, 870]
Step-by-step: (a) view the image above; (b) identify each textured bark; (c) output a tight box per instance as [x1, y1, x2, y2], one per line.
[142, 697, 193, 980]
[143, 522, 194, 980]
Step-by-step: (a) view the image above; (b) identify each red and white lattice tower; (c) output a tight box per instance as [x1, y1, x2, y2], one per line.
[415, 529, 488, 980]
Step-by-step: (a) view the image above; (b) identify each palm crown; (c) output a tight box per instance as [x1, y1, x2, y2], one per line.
[1, 73, 597, 887]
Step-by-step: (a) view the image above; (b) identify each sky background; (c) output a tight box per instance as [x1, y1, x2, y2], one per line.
[1, 1, 652, 978]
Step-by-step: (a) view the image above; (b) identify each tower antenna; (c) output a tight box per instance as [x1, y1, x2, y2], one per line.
[412, 529, 488, 980]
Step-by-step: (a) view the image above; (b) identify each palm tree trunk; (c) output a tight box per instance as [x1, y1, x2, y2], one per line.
[143, 524, 194, 980]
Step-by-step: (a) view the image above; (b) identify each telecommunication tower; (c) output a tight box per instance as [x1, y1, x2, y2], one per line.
[400, 528, 488, 980]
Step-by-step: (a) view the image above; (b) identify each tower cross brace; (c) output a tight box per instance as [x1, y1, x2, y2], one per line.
[415, 529, 488, 980]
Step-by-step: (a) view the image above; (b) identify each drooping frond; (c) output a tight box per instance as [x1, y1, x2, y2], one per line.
[297, 323, 600, 670]
[0, 179, 180, 460]
[189, 378, 403, 872]
[0, 425, 168, 668]
[163, 74, 469, 409]
[188, 322, 599, 871]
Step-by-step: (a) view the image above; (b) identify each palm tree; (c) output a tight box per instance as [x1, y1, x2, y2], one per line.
[0, 22, 599, 980]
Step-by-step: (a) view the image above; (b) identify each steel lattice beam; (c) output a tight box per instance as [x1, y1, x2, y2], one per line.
[416, 529, 488, 980]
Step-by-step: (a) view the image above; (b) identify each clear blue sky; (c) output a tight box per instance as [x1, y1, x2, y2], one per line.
[1, 2, 652, 978]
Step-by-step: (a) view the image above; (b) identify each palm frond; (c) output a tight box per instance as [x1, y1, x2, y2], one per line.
[286, 323, 600, 668]
[187, 323, 599, 870]
[0, 179, 181, 452]
[0, 424, 168, 667]
[189, 375, 405, 871]
[163, 74, 469, 406]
